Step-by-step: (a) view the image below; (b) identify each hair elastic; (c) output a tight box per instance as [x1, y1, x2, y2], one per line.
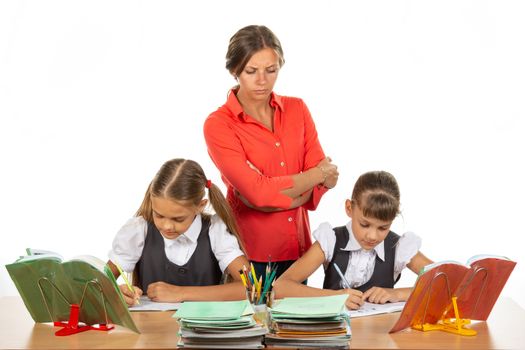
[205, 179, 212, 189]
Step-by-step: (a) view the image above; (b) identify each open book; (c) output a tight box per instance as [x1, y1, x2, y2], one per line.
[5, 249, 139, 333]
[347, 301, 405, 318]
[390, 254, 516, 333]
[129, 296, 181, 311]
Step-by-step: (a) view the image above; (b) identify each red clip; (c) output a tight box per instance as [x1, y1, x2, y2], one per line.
[54, 304, 114, 336]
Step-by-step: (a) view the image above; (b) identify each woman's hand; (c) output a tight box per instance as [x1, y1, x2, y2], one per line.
[246, 160, 262, 175]
[119, 284, 143, 307]
[344, 288, 364, 310]
[317, 157, 339, 189]
[362, 287, 400, 304]
[147, 281, 184, 303]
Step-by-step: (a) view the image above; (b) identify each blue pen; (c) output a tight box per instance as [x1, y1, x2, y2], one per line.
[333, 263, 352, 289]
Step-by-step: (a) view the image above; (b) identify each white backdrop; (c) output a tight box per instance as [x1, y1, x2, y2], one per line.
[1, 1, 524, 309]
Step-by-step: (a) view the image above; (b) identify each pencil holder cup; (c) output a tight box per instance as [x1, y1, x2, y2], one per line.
[252, 303, 268, 325]
[247, 290, 273, 326]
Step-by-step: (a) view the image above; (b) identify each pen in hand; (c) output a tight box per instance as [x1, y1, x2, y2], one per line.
[333, 263, 352, 290]
[114, 263, 140, 305]
[333, 263, 364, 309]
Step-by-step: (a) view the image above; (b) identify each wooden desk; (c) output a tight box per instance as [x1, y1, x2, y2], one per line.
[1, 296, 524, 349]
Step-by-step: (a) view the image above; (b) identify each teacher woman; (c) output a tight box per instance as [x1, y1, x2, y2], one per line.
[203, 25, 338, 279]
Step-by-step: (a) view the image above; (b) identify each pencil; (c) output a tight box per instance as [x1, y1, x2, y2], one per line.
[239, 269, 248, 290]
[250, 263, 258, 290]
[264, 263, 270, 287]
[257, 275, 262, 301]
[333, 263, 352, 289]
[243, 265, 251, 288]
[114, 262, 140, 305]
[259, 273, 275, 305]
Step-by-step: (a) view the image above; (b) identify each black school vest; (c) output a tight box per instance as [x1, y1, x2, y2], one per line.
[136, 216, 222, 291]
[323, 225, 401, 292]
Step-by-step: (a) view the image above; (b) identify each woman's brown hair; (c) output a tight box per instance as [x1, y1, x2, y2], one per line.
[226, 25, 285, 77]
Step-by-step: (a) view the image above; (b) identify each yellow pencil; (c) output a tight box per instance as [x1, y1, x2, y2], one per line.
[239, 271, 248, 289]
[256, 275, 262, 303]
[114, 262, 140, 305]
[250, 263, 258, 290]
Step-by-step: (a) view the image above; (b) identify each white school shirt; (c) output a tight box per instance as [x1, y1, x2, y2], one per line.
[313, 221, 421, 288]
[108, 214, 244, 274]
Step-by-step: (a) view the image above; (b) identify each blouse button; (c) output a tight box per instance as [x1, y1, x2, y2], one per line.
[288, 217, 293, 222]
[275, 141, 280, 147]
[280, 161, 285, 167]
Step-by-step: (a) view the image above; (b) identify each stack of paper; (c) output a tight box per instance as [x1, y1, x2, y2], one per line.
[265, 294, 351, 349]
[173, 300, 267, 349]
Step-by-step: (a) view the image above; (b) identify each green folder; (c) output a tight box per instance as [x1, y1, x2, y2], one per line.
[271, 294, 348, 318]
[174, 300, 252, 320]
[5, 250, 139, 333]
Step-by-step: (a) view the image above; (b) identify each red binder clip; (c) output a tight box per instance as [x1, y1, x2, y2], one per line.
[54, 304, 114, 336]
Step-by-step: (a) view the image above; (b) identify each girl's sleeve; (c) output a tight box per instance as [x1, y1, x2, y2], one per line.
[204, 115, 294, 209]
[299, 101, 329, 210]
[108, 217, 148, 272]
[312, 222, 336, 266]
[393, 231, 422, 280]
[208, 215, 244, 273]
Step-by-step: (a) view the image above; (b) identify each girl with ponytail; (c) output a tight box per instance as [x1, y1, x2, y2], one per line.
[108, 158, 249, 306]
[274, 171, 433, 310]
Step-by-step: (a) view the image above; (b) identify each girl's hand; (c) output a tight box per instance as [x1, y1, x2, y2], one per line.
[343, 288, 364, 310]
[147, 281, 183, 303]
[363, 287, 400, 304]
[119, 284, 143, 307]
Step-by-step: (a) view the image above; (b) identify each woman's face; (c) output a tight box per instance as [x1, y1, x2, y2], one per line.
[236, 47, 280, 103]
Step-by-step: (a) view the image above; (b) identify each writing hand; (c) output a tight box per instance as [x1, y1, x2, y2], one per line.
[119, 284, 143, 307]
[344, 288, 364, 310]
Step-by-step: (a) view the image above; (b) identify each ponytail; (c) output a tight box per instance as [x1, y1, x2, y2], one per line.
[207, 183, 246, 254]
[135, 182, 154, 222]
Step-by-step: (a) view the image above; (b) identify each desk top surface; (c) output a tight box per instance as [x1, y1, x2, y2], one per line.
[1, 296, 524, 350]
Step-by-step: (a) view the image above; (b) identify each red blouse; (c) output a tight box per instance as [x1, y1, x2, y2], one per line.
[203, 90, 328, 262]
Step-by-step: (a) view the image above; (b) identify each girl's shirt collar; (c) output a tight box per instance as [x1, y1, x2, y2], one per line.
[163, 214, 202, 247]
[342, 220, 385, 261]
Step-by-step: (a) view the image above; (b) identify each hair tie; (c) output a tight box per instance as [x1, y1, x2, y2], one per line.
[205, 179, 212, 189]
